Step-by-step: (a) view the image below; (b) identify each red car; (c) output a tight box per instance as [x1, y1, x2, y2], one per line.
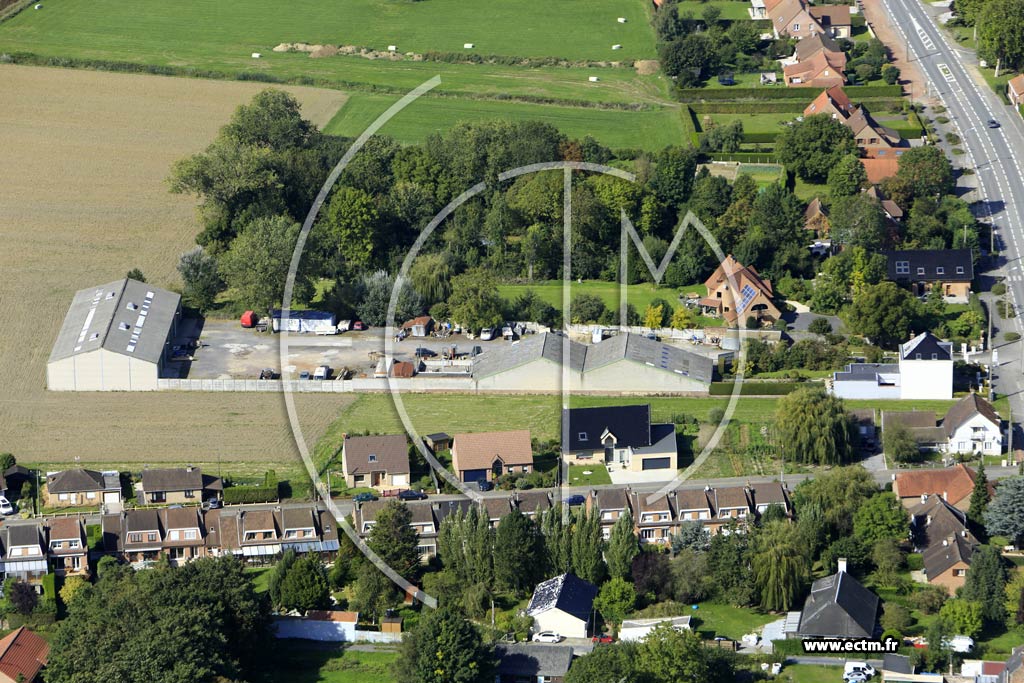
[352, 321, 367, 331]
[591, 634, 613, 644]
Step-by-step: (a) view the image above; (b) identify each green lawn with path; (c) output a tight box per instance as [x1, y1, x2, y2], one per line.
[568, 464, 612, 486]
[689, 601, 775, 640]
[325, 93, 687, 151]
[267, 644, 398, 683]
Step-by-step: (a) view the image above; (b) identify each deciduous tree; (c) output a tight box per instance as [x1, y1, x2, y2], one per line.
[775, 386, 855, 466]
[395, 607, 495, 683]
[777, 115, 858, 183]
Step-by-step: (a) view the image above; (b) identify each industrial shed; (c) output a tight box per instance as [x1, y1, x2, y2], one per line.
[472, 332, 713, 394]
[47, 279, 181, 391]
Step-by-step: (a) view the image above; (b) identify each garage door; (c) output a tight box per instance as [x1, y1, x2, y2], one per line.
[642, 457, 671, 470]
[462, 469, 488, 483]
[104, 492, 120, 503]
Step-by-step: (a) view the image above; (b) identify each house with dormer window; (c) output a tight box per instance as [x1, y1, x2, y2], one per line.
[884, 249, 973, 302]
[562, 405, 677, 472]
[451, 430, 533, 484]
[161, 506, 205, 566]
[47, 518, 88, 577]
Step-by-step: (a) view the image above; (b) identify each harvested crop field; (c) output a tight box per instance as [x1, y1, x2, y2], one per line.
[0, 64, 352, 464]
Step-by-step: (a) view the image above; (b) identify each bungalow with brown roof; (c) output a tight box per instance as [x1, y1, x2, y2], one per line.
[341, 434, 411, 491]
[1008, 74, 1024, 109]
[451, 430, 533, 484]
[45, 468, 121, 508]
[922, 532, 975, 595]
[861, 157, 901, 185]
[0, 626, 48, 683]
[46, 517, 88, 577]
[140, 466, 222, 505]
[893, 463, 982, 511]
[701, 255, 781, 326]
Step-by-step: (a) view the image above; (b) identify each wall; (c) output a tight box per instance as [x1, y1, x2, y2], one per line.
[533, 608, 588, 639]
[47, 349, 158, 391]
[899, 359, 953, 400]
[272, 617, 402, 643]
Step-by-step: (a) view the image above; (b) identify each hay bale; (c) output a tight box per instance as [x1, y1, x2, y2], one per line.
[272, 43, 292, 52]
[310, 45, 339, 59]
[634, 59, 659, 75]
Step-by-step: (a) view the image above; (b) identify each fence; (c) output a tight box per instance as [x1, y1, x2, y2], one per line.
[157, 377, 474, 393]
[272, 617, 402, 643]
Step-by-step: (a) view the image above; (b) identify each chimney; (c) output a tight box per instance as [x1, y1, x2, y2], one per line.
[837, 557, 848, 574]
[920, 493, 928, 505]
[943, 539, 949, 546]
[926, 515, 932, 526]
[942, 491, 948, 501]
[186, 465, 194, 473]
[962, 529, 967, 537]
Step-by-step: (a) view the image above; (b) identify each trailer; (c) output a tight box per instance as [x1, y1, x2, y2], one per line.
[270, 309, 337, 334]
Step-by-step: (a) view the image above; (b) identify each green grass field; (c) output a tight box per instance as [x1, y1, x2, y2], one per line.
[689, 601, 775, 639]
[496, 280, 708, 316]
[0, 0, 657, 60]
[324, 93, 688, 150]
[268, 644, 397, 683]
[0, 0, 671, 104]
[568, 464, 612, 486]
[696, 111, 796, 135]
[313, 393, 969, 471]
[677, 0, 757, 21]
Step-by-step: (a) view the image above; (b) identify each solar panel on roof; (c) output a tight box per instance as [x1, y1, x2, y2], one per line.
[736, 284, 757, 313]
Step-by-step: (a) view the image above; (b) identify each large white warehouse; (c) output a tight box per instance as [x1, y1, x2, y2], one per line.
[47, 278, 181, 391]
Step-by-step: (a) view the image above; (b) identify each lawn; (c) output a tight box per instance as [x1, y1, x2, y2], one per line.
[676, 0, 758, 22]
[244, 566, 273, 594]
[0, 0, 667, 101]
[266, 643, 398, 683]
[695, 111, 796, 135]
[689, 601, 776, 640]
[313, 394, 966, 471]
[324, 93, 688, 151]
[496, 280, 708, 317]
[777, 664, 840, 683]
[567, 464, 612, 486]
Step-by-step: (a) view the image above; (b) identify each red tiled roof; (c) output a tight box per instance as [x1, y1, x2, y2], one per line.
[1008, 74, 1024, 98]
[307, 610, 358, 623]
[894, 464, 977, 505]
[0, 627, 48, 683]
[861, 157, 900, 184]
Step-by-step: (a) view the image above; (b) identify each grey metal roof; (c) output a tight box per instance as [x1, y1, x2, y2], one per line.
[833, 363, 900, 382]
[797, 570, 878, 639]
[472, 332, 585, 379]
[583, 334, 714, 382]
[472, 332, 712, 384]
[526, 572, 598, 622]
[883, 654, 913, 675]
[495, 644, 574, 678]
[49, 278, 180, 364]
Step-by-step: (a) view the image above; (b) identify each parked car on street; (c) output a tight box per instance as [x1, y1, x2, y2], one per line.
[532, 631, 562, 643]
[398, 489, 428, 501]
[0, 497, 14, 516]
[565, 494, 586, 506]
[477, 480, 494, 492]
[592, 634, 613, 643]
[351, 321, 367, 331]
[204, 498, 222, 510]
[353, 492, 378, 503]
[480, 327, 495, 341]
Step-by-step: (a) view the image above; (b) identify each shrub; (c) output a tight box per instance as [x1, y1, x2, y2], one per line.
[952, 148, 966, 155]
[936, 116, 950, 124]
[1007, 332, 1021, 342]
[945, 132, 962, 145]
[808, 317, 833, 335]
[223, 486, 278, 504]
[993, 282, 1007, 295]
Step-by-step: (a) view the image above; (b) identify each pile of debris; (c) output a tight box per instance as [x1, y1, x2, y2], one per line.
[272, 43, 422, 61]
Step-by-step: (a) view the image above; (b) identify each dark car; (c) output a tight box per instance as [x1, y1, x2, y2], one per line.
[399, 489, 428, 501]
[592, 634, 613, 644]
[565, 494, 586, 506]
[299, 370, 311, 380]
[477, 480, 494, 492]
[987, 119, 1001, 128]
[258, 368, 277, 380]
[353, 492, 378, 503]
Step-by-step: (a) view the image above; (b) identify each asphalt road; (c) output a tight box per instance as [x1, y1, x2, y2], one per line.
[882, 0, 1024, 406]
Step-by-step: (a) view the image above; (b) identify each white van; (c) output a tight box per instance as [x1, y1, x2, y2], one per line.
[844, 662, 875, 679]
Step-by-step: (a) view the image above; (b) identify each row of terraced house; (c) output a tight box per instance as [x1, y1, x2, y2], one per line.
[353, 482, 792, 561]
[0, 503, 341, 589]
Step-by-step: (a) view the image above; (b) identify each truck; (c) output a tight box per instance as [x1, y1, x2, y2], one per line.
[270, 309, 337, 334]
[313, 365, 331, 380]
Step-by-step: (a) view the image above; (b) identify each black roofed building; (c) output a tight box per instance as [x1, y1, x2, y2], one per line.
[831, 331, 953, 400]
[562, 404, 678, 473]
[495, 643, 574, 683]
[883, 249, 974, 302]
[796, 559, 879, 639]
[45, 468, 121, 509]
[526, 572, 598, 639]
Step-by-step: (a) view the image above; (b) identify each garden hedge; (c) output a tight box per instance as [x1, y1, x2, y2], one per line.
[676, 84, 902, 102]
[223, 486, 279, 505]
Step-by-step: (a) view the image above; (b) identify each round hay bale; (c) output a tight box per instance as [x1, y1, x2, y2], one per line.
[272, 43, 292, 53]
[310, 45, 339, 59]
